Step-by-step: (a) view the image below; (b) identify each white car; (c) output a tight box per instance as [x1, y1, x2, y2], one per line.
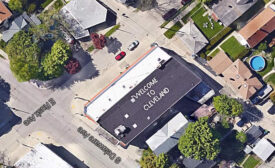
[127, 40, 139, 51]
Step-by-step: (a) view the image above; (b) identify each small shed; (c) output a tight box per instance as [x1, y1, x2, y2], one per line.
[253, 138, 275, 161]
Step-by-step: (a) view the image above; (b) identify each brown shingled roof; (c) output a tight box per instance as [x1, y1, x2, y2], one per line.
[239, 7, 275, 40]
[207, 50, 233, 75]
[0, 1, 12, 24]
[222, 59, 263, 99]
[247, 30, 268, 48]
[261, 16, 275, 33]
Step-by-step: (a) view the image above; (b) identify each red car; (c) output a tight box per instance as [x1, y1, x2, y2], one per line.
[115, 51, 126, 61]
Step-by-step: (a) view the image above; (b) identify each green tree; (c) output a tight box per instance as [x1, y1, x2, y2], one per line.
[178, 117, 220, 160]
[42, 40, 71, 78]
[139, 149, 169, 168]
[213, 95, 243, 116]
[27, 3, 36, 14]
[6, 31, 40, 82]
[8, 0, 23, 12]
[257, 42, 267, 51]
[236, 131, 247, 143]
[155, 153, 169, 168]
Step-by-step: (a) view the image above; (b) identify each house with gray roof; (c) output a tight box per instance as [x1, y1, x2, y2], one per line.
[2, 15, 28, 42]
[211, 0, 257, 26]
[177, 21, 208, 54]
[146, 113, 189, 155]
[60, 0, 108, 39]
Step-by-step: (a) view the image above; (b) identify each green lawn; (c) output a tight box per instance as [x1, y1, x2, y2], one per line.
[181, 3, 202, 24]
[243, 155, 260, 168]
[105, 24, 120, 37]
[209, 48, 220, 57]
[264, 73, 275, 86]
[258, 49, 275, 77]
[191, 7, 224, 39]
[221, 36, 247, 61]
[164, 21, 183, 39]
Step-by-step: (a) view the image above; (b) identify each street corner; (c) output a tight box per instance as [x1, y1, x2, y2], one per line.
[27, 131, 57, 146]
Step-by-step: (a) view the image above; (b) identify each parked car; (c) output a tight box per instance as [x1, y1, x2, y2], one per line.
[115, 51, 126, 61]
[236, 117, 247, 127]
[181, 0, 191, 5]
[127, 40, 139, 51]
[162, 8, 177, 21]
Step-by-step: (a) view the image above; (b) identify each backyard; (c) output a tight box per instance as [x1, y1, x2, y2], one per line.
[191, 7, 224, 39]
[265, 73, 275, 87]
[258, 47, 275, 77]
[221, 36, 247, 61]
[242, 155, 261, 168]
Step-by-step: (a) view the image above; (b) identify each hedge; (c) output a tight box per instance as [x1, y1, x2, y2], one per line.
[0, 39, 7, 50]
[41, 0, 54, 9]
[105, 24, 120, 37]
[206, 27, 233, 51]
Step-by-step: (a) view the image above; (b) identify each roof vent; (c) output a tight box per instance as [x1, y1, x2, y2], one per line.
[133, 123, 137, 128]
[124, 114, 129, 118]
[147, 116, 150, 120]
[130, 98, 136, 103]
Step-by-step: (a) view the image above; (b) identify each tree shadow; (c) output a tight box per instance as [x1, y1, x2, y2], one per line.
[106, 37, 122, 54]
[0, 101, 22, 137]
[45, 144, 89, 168]
[240, 100, 263, 123]
[0, 77, 11, 103]
[36, 48, 99, 90]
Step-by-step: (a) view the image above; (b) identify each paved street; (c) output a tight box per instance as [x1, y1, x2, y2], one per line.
[1, 0, 275, 167]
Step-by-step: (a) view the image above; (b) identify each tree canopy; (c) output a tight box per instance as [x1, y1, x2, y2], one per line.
[8, 0, 23, 12]
[140, 149, 169, 168]
[213, 95, 243, 116]
[178, 117, 220, 160]
[6, 31, 40, 82]
[137, 0, 157, 11]
[236, 131, 247, 144]
[42, 40, 71, 78]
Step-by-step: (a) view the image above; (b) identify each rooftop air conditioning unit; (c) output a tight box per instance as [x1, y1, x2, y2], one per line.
[114, 125, 126, 136]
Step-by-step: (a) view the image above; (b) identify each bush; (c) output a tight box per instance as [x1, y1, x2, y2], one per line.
[221, 117, 230, 129]
[200, 52, 206, 59]
[64, 58, 81, 74]
[91, 33, 106, 49]
[27, 3, 36, 14]
[54, 0, 63, 10]
[0, 40, 7, 50]
[236, 131, 247, 143]
[87, 45, 94, 52]
[41, 0, 54, 9]
[270, 92, 275, 103]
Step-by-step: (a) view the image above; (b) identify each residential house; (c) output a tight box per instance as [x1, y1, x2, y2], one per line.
[208, 51, 263, 100]
[239, 5, 275, 48]
[191, 104, 215, 120]
[60, 0, 108, 39]
[211, 0, 257, 26]
[146, 113, 189, 155]
[2, 15, 28, 42]
[177, 21, 208, 54]
[0, 1, 12, 25]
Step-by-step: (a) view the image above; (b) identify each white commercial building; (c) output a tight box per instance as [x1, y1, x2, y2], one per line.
[84, 47, 172, 121]
[14, 143, 73, 168]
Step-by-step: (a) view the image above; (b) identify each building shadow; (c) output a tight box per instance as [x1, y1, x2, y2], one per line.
[45, 144, 89, 168]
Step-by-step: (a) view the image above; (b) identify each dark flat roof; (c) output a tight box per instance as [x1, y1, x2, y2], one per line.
[98, 58, 201, 145]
